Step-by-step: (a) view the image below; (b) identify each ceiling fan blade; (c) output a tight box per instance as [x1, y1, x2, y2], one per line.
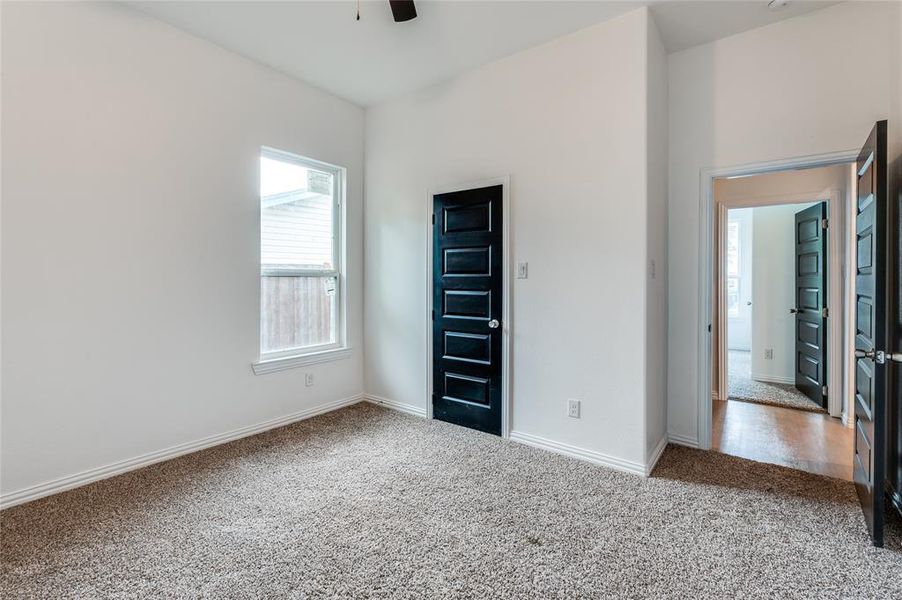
[389, 0, 417, 22]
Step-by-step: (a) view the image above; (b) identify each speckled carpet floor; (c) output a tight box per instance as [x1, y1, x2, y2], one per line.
[729, 350, 826, 413]
[2, 403, 900, 599]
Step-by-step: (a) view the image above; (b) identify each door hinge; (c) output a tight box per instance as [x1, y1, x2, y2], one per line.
[821, 218, 829, 230]
[822, 385, 828, 397]
[432, 213, 435, 225]
[431, 309, 435, 321]
[707, 323, 712, 333]
[822, 307, 829, 318]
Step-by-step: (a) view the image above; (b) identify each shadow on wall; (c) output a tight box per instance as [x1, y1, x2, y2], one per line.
[666, 46, 715, 444]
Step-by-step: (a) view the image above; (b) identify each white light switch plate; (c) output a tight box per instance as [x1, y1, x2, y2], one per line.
[517, 262, 528, 279]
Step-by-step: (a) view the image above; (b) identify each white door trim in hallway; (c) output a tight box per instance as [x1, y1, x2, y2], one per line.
[697, 149, 859, 449]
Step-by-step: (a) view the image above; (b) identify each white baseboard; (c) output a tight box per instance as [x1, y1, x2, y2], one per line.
[667, 432, 699, 448]
[841, 411, 855, 428]
[509, 430, 646, 477]
[750, 372, 795, 385]
[364, 394, 427, 418]
[0, 393, 365, 510]
[645, 436, 668, 476]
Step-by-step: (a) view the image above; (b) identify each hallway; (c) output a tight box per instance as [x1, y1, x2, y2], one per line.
[728, 350, 825, 413]
[713, 399, 853, 480]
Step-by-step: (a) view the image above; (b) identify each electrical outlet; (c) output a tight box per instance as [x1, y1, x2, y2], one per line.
[765, 349, 773, 360]
[567, 399, 581, 419]
[305, 373, 314, 387]
[517, 262, 529, 279]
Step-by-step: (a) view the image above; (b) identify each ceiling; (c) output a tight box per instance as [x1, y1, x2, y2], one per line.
[131, 1, 839, 107]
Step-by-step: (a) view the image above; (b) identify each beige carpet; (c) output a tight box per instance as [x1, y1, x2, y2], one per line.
[2, 403, 900, 598]
[729, 350, 827, 413]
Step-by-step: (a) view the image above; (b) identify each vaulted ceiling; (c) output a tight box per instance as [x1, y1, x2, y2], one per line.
[132, 1, 839, 106]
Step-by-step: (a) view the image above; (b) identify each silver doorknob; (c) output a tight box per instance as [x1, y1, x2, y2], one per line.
[488, 319, 500, 329]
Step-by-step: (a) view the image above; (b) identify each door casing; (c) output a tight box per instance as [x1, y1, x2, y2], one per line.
[425, 176, 512, 438]
[698, 150, 859, 450]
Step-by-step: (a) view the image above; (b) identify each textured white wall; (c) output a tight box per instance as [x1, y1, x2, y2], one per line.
[365, 9, 655, 466]
[667, 1, 901, 445]
[0, 2, 365, 497]
[750, 202, 816, 382]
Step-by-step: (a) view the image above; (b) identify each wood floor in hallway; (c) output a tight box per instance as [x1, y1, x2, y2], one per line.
[712, 399, 854, 481]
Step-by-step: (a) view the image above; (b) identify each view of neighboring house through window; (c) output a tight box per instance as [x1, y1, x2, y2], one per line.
[259, 148, 343, 359]
[726, 220, 740, 317]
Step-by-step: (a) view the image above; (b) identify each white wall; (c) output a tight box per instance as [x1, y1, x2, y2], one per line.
[726, 207, 753, 351]
[645, 14, 668, 462]
[750, 202, 817, 383]
[667, 1, 901, 445]
[365, 8, 661, 468]
[0, 2, 365, 498]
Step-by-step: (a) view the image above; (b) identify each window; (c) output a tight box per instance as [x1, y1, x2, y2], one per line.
[726, 220, 740, 317]
[257, 148, 345, 366]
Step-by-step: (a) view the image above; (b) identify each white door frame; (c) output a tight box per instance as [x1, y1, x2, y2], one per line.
[425, 176, 512, 438]
[698, 150, 858, 449]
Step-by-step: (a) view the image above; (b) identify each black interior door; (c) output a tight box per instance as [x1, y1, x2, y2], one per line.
[793, 202, 828, 407]
[432, 185, 503, 435]
[854, 120, 888, 547]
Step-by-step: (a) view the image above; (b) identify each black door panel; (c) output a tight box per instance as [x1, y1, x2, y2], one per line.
[433, 185, 503, 435]
[794, 202, 828, 406]
[443, 331, 492, 364]
[854, 120, 887, 547]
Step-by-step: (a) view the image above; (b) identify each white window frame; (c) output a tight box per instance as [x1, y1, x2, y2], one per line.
[253, 147, 348, 375]
[726, 220, 741, 317]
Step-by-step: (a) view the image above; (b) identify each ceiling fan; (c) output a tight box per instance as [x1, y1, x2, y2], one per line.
[389, 1, 417, 22]
[357, 1, 417, 23]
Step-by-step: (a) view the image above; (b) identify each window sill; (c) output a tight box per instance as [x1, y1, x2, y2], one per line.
[252, 347, 351, 375]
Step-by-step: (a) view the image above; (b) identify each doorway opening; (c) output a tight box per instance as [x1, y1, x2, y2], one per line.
[711, 163, 856, 480]
[697, 123, 893, 547]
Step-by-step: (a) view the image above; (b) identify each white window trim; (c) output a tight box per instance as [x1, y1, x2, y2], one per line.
[252, 347, 351, 376]
[254, 147, 348, 375]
